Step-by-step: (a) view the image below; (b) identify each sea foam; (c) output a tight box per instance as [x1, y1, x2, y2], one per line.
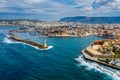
[3, 37, 21, 44]
[75, 55, 120, 80]
[3, 37, 53, 50]
[26, 43, 53, 50]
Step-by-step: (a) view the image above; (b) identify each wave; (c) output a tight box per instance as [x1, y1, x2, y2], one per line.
[75, 55, 120, 80]
[3, 37, 53, 50]
[40, 46, 53, 50]
[28, 44, 53, 50]
[3, 37, 22, 44]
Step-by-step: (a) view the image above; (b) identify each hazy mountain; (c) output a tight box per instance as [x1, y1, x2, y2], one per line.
[59, 16, 120, 23]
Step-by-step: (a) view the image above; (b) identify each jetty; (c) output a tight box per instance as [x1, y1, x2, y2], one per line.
[9, 33, 48, 49]
[82, 48, 120, 70]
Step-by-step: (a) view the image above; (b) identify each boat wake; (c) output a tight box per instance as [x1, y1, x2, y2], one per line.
[75, 55, 120, 80]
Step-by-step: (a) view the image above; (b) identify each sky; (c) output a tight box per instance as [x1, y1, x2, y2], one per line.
[0, 0, 120, 21]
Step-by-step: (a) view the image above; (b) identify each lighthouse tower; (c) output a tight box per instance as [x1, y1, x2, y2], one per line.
[43, 39, 47, 48]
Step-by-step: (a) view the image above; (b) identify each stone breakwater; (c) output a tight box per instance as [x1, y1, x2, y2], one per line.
[9, 34, 48, 49]
[11, 37, 47, 49]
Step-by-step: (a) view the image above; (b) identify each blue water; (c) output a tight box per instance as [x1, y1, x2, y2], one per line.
[0, 26, 119, 80]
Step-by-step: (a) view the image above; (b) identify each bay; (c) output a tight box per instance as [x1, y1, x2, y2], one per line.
[0, 26, 119, 80]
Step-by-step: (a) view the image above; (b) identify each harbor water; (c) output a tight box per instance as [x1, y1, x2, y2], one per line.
[0, 26, 120, 80]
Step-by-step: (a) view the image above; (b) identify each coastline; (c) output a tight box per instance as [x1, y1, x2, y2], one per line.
[82, 49, 120, 70]
[9, 29, 93, 38]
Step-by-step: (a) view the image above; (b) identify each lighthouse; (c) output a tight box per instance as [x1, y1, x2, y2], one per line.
[43, 39, 47, 48]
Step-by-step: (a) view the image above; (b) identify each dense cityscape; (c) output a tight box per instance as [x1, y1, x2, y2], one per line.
[0, 19, 120, 37]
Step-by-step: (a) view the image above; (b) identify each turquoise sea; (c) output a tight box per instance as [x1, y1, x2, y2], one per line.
[0, 26, 120, 80]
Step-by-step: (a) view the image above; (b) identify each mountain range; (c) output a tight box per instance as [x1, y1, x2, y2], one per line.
[59, 16, 120, 23]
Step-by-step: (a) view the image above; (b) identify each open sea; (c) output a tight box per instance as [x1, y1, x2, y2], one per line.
[0, 26, 120, 80]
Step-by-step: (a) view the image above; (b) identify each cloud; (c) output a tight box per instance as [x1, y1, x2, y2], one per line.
[24, 0, 45, 4]
[0, 0, 120, 20]
[92, 0, 114, 9]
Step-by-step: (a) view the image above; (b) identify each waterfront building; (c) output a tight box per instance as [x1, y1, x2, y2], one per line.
[85, 47, 114, 58]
